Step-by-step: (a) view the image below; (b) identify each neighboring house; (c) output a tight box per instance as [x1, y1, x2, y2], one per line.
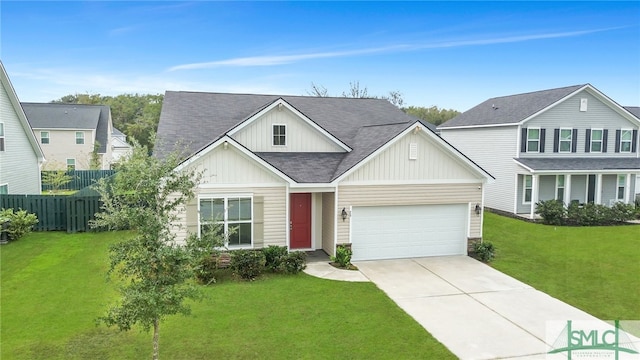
[22, 103, 114, 170]
[439, 84, 640, 219]
[0, 61, 44, 194]
[110, 127, 133, 165]
[156, 91, 493, 261]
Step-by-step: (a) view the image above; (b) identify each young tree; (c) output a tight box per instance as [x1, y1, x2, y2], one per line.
[42, 162, 74, 193]
[90, 142, 219, 360]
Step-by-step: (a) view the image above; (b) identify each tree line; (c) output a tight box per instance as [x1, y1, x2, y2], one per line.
[52, 84, 460, 152]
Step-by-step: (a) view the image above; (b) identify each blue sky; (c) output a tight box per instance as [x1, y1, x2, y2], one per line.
[2, 1, 639, 110]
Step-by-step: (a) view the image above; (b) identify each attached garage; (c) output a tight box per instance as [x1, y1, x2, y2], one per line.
[350, 204, 468, 261]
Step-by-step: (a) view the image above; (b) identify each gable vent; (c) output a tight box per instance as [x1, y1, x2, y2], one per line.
[580, 98, 588, 112]
[409, 143, 418, 160]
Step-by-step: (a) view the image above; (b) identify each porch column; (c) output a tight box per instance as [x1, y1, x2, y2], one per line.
[595, 173, 603, 205]
[530, 174, 539, 219]
[626, 173, 632, 203]
[565, 174, 572, 206]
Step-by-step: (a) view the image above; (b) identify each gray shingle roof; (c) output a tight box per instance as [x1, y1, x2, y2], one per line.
[439, 85, 586, 128]
[21, 103, 110, 153]
[515, 157, 640, 171]
[624, 106, 640, 119]
[156, 91, 424, 181]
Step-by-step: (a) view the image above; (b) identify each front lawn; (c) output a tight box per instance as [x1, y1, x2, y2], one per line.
[484, 212, 640, 320]
[0, 231, 454, 359]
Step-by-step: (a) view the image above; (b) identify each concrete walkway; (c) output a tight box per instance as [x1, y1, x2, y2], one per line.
[305, 255, 640, 360]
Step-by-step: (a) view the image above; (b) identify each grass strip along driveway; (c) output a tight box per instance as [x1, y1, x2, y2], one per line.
[484, 212, 640, 321]
[1, 231, 454, 360]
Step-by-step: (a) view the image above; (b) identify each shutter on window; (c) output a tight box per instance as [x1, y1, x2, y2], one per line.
[633, 130, 638, 153]
[253, 196, 264, 248]
[615, 130, 621, 152]
[186, 198, 198, 236]
[539, 129, 546, 153]
[603, 130, 608, 153]
[584, 129, 591, 153]
[571, 129, 578, 153]
[553, 128, 560, 152]
[521, 128, 527, 152]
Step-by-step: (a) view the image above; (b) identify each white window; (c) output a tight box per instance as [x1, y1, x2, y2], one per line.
[620, 129, 632, 153]
[41, 131, 50, 144]
[272, 125, 286, 146]
[200, 196, 253, 248]
[617, 175, 626, 201]
[556, 175, 565, 202]
[75, 131, 84, 145]
[66, 158, 76, 171]
[559, 128, 572, 152]
[526, 128, 540, 152]
[0, 122, 5, 151]
[590, 129, 603, 153]
[0, 184, 7, 194]
[523, 175, 533, 204]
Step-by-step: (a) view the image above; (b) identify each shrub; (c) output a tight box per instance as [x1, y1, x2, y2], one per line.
[194, 254, 219, 285]
[262, 245, 288, 272]
[535, 200, 566, 225]
[230, 249, 266, 280]
[331, 245, 352, 268]
[282, 251, 307, 274]
[0, 208, 39, 241]
[473, 241, 495, 263]
[609, 202, 636, 223]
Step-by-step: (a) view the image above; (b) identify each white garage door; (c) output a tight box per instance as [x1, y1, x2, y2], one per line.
[350, 204, 468, 261]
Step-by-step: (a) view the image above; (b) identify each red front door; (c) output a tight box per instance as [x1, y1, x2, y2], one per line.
[290, 193, 311, 249]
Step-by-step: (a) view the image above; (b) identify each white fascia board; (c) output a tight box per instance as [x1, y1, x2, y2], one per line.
[333, 121, 494, 184]
[582, 86, 640, 127]
[338, 179, 486, 186]
[174, 135, 296, 184]
[513, 159, 535, 173]
[227, 98, 352, 152]
[438, 122, 519, 130]
[289, 184, 337, 193]
[513, 159, 640, 175]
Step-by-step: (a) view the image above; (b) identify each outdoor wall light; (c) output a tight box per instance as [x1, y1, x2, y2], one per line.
[475, 203, 482, 215]
[341, 208, 348, 221]
[223, 141, 229, 150]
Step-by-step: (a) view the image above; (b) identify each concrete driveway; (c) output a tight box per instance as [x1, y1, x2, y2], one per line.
[354, 256, 620, 360]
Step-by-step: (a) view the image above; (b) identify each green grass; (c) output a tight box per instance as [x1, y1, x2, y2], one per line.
[484, 212, 640, 320]
[1, 231, 454, 360]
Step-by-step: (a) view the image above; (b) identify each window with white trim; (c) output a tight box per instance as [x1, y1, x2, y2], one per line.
[617, 175, 626, 201]
[526, 128, 540, 152]
[559, 128, 572, 152]
[75, 131, 84, 145]
[0, 184, 8, 194]
[556, 175, 565, 202]
[200, 196, 253, 247]
[0, 122, 5, 151]
[620, 129, 632, 153]
[41, 131, 50, 144]
[523, 175, 533, 204]
[272, 125, 286, 146]
[66, 158, 76, 171]
[590, 129, 603, 153]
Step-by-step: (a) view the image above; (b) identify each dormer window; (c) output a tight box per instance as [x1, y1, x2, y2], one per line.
[272, 125, 286, 146]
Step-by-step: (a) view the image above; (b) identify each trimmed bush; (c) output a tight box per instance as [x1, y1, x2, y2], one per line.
[535, 200, 566, 225]
[230, 249, 266, 280]
[473, 241, 495, 263]
[331, 245, 352, 268]
[609, 202, 636, 223]
[282, 251, 307, 274]
[538, 201, 636, 226]
[0, 208, 39, 241]
[262, 245, 288, 272]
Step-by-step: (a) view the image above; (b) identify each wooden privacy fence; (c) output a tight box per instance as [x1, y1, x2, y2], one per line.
[0, 194, 102, 233]
[41, 170, 116, 191]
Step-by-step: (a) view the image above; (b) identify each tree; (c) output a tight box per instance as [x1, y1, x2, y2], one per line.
[402, 106, 460, 126]
[41, 162, 74, 193]
[306, 82, 329, 97]
[306, 81, 405, 107]
[90, 141, 220, 360]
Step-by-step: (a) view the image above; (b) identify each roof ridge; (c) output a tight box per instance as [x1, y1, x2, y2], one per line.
[487, 84, 587, 101]
[166, 90, 387, 101]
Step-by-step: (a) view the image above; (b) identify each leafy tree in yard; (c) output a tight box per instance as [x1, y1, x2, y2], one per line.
[90, 141, 220, 360]
[403, 106, 460, 126]
[42, 162, 74, 193]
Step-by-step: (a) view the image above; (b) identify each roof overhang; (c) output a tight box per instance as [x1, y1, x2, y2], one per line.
[514, 157, 640, 174]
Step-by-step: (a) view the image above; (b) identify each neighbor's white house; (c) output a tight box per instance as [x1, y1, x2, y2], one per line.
[0, 61, 45, 194]
[439, 84, 640, 218]
[155, 91, 493, 261]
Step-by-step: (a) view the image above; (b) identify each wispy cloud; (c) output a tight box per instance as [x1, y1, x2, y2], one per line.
[168, 27, 618, 71]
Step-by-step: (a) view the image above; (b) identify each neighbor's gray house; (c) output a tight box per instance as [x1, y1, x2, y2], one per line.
[0, 61, 44, 194]
[22, 103, 114, 170]
[155, 91, 493, 261]
[439, 84, 640, 219]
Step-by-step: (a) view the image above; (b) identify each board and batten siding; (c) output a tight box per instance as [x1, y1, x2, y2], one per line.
[172, 186, 287, 247]
[336, 183, 482, 245]
[231, 107, 345, 153]
[521, 90, 640, 158]
[0, 80, 41, 194]
[187, 145, 286, 185]
[440, 126, 519, 214]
